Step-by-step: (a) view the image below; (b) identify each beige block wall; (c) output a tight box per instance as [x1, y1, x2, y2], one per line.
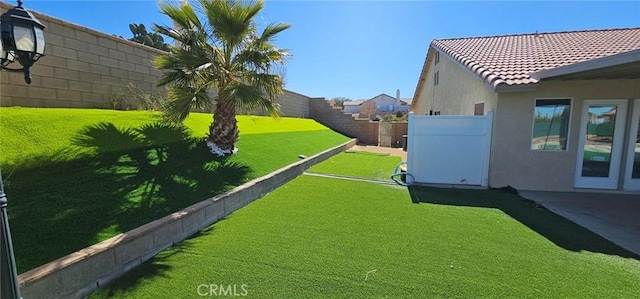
[309, 98, 380, 144]
[247, 89, 310, 118]
[278, 90, 310, 118]
[0, 2, 166, 108]
[389, 122, 408, 148]
[413, 49, 498, 116]
[490, 79, 640, 191]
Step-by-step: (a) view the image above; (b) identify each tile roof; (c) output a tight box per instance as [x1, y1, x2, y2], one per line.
[343, 99, 364, 106]
[431, 27, 640, 89]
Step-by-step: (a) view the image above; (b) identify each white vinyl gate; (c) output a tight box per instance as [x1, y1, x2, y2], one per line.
[407, 112, 493, 186]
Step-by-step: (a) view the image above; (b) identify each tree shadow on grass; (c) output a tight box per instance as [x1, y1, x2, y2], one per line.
[408, 186, 639, 260]
[5, 122, 251, 273]
[89, 235, 193, 299]
[90, 224, 223, 298]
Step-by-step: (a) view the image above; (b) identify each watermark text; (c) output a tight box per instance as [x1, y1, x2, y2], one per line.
[197, 284, 249, 297]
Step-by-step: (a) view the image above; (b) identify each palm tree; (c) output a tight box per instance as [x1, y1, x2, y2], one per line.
[153, 0, 290, 156]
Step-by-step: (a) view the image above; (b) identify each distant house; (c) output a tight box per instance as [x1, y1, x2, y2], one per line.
[343, 93, 412, 115]
[410, 27, 640, 192]
[343, 100, 365, 114]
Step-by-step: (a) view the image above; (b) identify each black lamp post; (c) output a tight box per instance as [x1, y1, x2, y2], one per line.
[0, 0, 46, 84]
[1, 1, 45, 298]
[1, 170, 21, 299]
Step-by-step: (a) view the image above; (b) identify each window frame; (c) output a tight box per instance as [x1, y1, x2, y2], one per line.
[474, 101, 485, 116]
[530, 98, 573, 152]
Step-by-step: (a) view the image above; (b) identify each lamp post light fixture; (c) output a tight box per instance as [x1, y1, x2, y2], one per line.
[1, 1, 45, 298]
[0, 0, 46, 84]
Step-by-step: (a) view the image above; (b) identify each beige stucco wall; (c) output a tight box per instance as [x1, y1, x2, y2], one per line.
[412, 49, 498, 116]
[0, 2, 166, 108]
[490, 79, 640, 191]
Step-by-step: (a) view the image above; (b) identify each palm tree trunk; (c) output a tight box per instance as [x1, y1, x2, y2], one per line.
[207, 98, 239, 156]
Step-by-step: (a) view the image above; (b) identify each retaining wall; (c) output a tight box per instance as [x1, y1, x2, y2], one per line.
[244, 89, 310, 118]
[0, 1, 165, 109]
[0, 2, 310, 118]
[17, 138, 356, 299]
[309, 98, 378, 144]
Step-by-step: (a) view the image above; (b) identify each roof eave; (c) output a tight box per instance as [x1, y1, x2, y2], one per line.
[494, 83, 539, 93]
[411, 44, 436, 111]
[530, 49, 640, 81]
[434, 41, 508, 94]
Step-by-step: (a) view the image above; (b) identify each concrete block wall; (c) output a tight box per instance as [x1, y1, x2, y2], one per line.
[246, 89, 310, 118]
[0, 2, 322, 121]
[0, 1, 165, 108]
[309, 98, 380, 144]
[390, 122, 408, 148]
[18, 139, 357, 299]
[378, 121, 408, 148]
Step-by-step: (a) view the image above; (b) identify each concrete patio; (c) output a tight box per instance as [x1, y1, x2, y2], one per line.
[519, 190, 640, 257]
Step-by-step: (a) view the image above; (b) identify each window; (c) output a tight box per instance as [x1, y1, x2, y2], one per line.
[474, 102, 484, 115]
[434, 71, 439, 86]
[435, 51, 440, 65]
[531, 99, 571, 150]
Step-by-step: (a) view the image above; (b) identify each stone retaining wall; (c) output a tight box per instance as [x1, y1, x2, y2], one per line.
[17, 139, 356, 299]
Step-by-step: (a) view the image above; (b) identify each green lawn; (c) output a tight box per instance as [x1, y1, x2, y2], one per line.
[307, 151, 401, 180]
[0, 107, 332, 167]
[92, 156, 640, 298]
[0, 107, 349, 273]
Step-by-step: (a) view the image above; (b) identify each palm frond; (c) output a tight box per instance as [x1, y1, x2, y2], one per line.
[153, 0, 290, 125]
[225, 79, 281, 117]
[257, 23, 291, 47]
[155, 1, 209, 49]
[157, 2, 195, 32]
[166, 84, 214, 122]
[199, 0, 262, 55]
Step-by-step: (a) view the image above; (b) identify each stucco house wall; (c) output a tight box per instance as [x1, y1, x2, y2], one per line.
[366, 94, 402, 114]
[413, 53, 640, 191]
[411, 48, 640, 191]
[411, 28, 640, 192]
[343, 103, 362, 114]
[413, 50, 497, 116]
[490, 79, 640, 191]
[344, 95, 410, 116]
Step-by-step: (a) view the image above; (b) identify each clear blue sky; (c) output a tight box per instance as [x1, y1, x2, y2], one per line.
[20, 0, 640, 100]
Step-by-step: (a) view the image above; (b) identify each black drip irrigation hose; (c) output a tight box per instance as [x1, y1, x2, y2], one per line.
[391, 162, 414, 186]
